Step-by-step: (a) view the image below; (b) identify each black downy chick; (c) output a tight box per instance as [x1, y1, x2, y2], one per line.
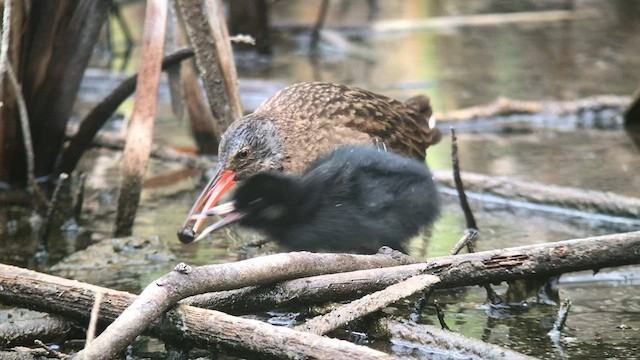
[191, 146, 441, 254]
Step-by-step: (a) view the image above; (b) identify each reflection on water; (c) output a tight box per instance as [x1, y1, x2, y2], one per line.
[245, 0, 640, 111]
[429, 128, 640, 197]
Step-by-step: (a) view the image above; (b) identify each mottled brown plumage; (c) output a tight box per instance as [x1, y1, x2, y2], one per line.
[253, 82, 438, 171]
[178, 82, 440, 243]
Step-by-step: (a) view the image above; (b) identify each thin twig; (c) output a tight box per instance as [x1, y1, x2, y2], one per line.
[409, 288, 432, 322]
[34, 339, 65, 359]
[450, 128, 504, 305]
[6, 65, 49, 205]
[86, 291, 104, 345]
[450, 127, 477, 230]
[449, 229, 478, 255]
[73, 173, 87, 221]
[433, 300, 450, 331]
[0, 0, 12, 98]
[550, 299, 572, 334]
[40, 173, 69, 246]
[295, 274, 440, 335]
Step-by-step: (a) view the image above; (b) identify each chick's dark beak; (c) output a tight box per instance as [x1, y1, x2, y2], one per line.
[177, 166, 237, 243]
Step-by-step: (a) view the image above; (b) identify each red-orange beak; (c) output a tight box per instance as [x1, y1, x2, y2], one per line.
[177, 165, 237, 243]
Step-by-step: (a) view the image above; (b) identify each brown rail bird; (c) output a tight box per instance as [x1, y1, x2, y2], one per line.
[178, 82, 441, 243]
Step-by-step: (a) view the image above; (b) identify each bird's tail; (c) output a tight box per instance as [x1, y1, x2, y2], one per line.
[405, 94, 441, 145]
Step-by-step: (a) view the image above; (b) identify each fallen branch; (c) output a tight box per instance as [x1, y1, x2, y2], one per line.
[436, 95, 629, 122]
[75, 250, 414, 359]
[433, 169, 640, 219]
[295, 274, 440, 335]
[375, 318, 536, 360]
[0, 263, 394, 360]
[1, 232, 639, 357]
[182, 262, 432, 313]
[0, 315, 79, 348]
[64, 123, 215, 169]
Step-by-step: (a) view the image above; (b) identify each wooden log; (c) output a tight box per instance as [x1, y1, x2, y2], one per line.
[76, 250, 414, 359]
[435, 95, 629, 122]
[1, 232, 639, 356]
[182, 262, 434, 313]
[6, 231, 632, 358]
[186, 231, 640, 314]
[0, 264, 394, 360]
[0, 316, 79, 348]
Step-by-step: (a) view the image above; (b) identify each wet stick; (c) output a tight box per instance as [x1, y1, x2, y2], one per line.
[113, 0, 168, 237]
[450, 128, 504, 305]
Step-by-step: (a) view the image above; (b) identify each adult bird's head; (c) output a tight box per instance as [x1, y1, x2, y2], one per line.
[177, 117, 285, 243]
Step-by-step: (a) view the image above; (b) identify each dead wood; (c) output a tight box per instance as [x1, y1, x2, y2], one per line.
[182, 262, 432, 313]
[113, 0, 168, 237]
[1, 232, 639, 357]
[436, 95, 629, 122]
[549, 299, 571, 335]
[176, 0, 243, 129]
[433, 169, 640, 219]
[0, 315, 79, 348]
[375, 318, 536, 360]
[450, 128, 477, 230]
[182, 231, 640, 316]
[0, 263, 394, 360]
[295, 274, 440, 335]
[76, 250, 413, 359]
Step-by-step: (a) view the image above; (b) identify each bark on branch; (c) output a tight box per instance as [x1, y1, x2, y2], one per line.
[1, 231, 638, 358]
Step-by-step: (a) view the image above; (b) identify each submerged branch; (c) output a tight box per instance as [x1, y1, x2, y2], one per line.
[433, 170, 640, 219]
[376, 318, 536, 360]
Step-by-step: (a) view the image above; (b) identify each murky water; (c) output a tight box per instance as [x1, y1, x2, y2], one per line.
[3, 1, 640, 358]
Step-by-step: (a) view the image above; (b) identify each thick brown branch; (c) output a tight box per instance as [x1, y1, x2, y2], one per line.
[0, 264, 393, 360]
[176, 0, 242, 128]
[1, 232, 639, 358]
[76, 251, 412, 359]
[182, 262, 432, 313]
[0, 315, 79, 348]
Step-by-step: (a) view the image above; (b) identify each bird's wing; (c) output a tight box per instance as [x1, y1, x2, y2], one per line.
[255, 82, 440, 161]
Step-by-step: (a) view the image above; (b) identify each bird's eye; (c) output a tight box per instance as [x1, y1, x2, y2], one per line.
[238, 148, 250, 159]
